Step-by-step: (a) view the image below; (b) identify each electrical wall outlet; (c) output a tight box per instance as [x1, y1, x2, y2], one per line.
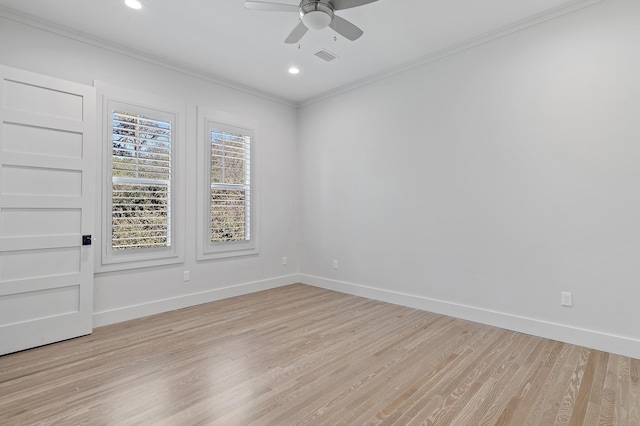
[561, 291, 573, 307]
[282, 256, 287, 265]
[183, 271, 190, 282]
[333, 260, 339, 270]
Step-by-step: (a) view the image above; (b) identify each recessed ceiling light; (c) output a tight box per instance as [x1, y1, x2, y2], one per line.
[125, 0, 143, 10]
[288, 67, 300, 75]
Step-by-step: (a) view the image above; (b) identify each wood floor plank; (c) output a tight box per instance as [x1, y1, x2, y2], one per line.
[377, 328, 509, 425]
[421, 332, 529, 425]
[600, 355, 622, 426]
[537, 345, 583, 425]
[569, 349, 600, 426]
[552, 346, 592, 425]
[617, 356, 631, 425]
[298, 318, 461, 425]
[583, 351, 610, 424]
[527, 343, 574, 425]
[0, 284, 637, 425]
[468, 338, 544, 426]
[239, 305, 439, 425]
[270, 315, 467, 425]
[630, 358, 640, 426]
[313, 318, 478, 425]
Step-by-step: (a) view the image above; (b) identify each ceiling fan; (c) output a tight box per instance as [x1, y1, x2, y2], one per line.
[244, 0, 378, 44]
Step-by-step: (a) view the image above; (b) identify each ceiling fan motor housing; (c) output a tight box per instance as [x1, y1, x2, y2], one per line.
[300, 0, 334, 30]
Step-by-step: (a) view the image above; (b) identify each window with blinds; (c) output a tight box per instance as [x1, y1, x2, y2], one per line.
[210, 128, 251, 243]
[111, 111, 172, 250]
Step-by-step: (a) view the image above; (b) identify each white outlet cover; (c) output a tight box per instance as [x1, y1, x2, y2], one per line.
[561, 291, 573, 307]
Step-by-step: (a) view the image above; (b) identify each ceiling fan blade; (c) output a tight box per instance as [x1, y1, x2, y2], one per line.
[329, 15, 363, 41]
[331, 0, 378, 11]
[244, 1, 299, 12]
[285, 21, 309, 44]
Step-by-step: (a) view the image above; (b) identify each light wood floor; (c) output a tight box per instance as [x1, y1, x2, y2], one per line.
[1, 284, 638, 425]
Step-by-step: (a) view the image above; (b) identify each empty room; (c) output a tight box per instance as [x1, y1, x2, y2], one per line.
[0, 0, 639, 424]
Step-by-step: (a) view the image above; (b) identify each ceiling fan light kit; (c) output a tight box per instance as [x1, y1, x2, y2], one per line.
[300, 1, 334, 30]
[244, 0, 378, 43]
[124, 0, 143, 10]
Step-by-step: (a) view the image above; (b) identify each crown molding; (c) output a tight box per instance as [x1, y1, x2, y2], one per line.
[0, 6, 297, 108]
[298, 0, 606, 107]
[0, 0, 606, 109]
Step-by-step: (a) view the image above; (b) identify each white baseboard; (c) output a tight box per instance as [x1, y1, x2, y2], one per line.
[93, 274, 300, 327]
[300, 274, 640, 360]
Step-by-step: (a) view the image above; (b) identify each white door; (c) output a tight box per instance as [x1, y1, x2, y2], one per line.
[0, 65, 95, 355]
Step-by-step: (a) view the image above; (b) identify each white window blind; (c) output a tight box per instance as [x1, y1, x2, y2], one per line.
[112, 111, 172, 250]
[210, 128, 251, 243]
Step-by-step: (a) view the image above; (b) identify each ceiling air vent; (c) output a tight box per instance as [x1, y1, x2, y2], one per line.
[315, 49, 338, 62]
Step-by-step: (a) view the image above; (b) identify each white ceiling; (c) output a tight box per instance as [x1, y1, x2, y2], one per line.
[0, 0, 593, 104]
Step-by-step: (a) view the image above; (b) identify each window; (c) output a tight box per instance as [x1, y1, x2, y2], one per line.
[97, 82, 184, 271]
[111, 111, 172, 250]
[197, 109, 257, 259]
[210, 127, 251, 243]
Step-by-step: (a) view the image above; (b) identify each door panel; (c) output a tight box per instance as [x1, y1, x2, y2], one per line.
[0, 65, 95, 355]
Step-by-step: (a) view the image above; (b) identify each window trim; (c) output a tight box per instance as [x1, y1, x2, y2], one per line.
[197, 107, 258, 260]
[95, 82, 185, 272]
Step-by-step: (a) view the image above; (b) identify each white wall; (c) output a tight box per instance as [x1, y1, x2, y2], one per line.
[0, 16, 300, 325]
[298, 0, 640, 358]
